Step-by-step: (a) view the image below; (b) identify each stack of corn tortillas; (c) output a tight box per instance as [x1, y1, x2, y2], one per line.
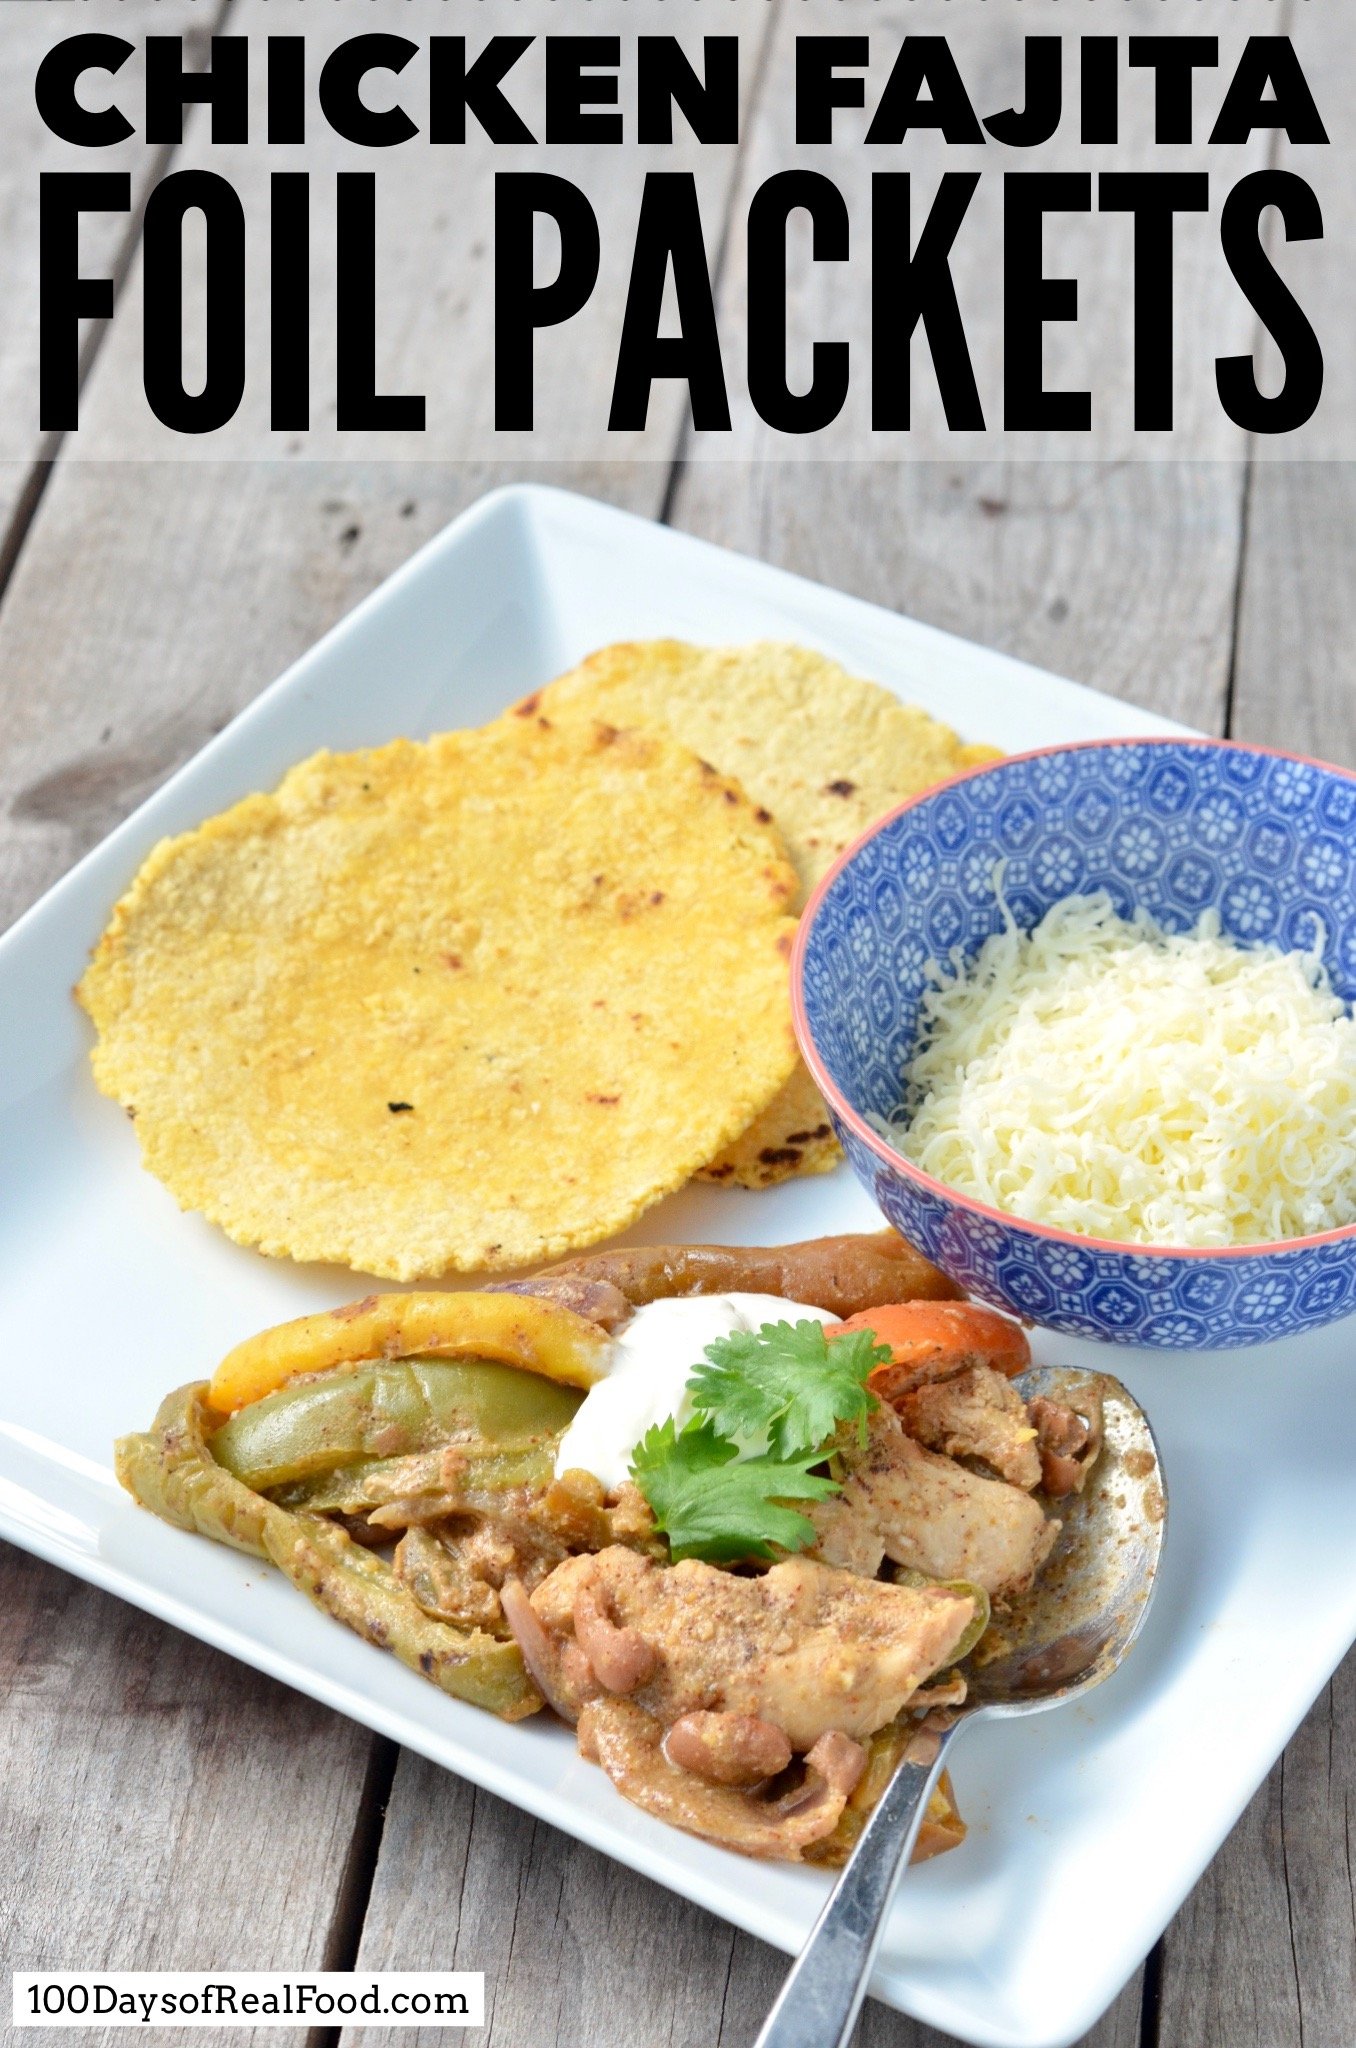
[532, 642, 998, 1186]
[79, 642, 994, 1276]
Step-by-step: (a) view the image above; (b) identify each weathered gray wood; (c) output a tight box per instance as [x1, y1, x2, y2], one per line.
[0, 458, 672, 930]
[1150, 12, 1356, 2031]
[1156, 499, 1356, 2046]
[0, 1537, 373, 2048]
[338, 1755, 1143, 2048]
[1155, 1655, 1356, 2048]
[0, 0, 217, 544]
[671, 459, 1244, 734]
[340, 1762, 753, 2048]
[1224, 0, 1356, 761]
[1231, 462, 1356, 767]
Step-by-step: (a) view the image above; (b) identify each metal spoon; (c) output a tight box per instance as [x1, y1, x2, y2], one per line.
[752, 1365, 1166, 2048]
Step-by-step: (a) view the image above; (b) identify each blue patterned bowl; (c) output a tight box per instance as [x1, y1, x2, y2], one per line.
[793, 737, 1356, 1349]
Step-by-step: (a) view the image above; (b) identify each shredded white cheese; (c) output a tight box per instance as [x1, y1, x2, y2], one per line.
[873, 891, 1356, 1247]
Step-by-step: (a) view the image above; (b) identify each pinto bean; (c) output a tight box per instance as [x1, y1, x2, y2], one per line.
[573, 1582, 657, 1694]
[663, 1711, 793, 1786]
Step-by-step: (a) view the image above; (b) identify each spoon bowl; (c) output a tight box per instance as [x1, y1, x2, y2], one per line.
[967, 1365, 1166, 1712]
[753, 1366, 1166, 2048]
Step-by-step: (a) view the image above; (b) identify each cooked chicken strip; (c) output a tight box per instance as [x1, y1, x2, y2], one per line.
[524, 1547, 975, 1750]
[800, 1491, 888, 1580]
[812, 1405, 1057, 1598]
[578, 1700, 866, 1861]
[898, 1367, 1042, 1491]
[1029, 1390, 1105, 1497]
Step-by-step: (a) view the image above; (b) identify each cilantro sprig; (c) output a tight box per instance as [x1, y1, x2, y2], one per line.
[688, 1319, 886, 1460]
[629, 1319, 889, 1564]
[630, 1417, 838, 1564]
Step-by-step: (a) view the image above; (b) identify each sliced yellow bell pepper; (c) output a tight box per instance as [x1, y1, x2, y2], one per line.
[207, 1290, 612, 1417]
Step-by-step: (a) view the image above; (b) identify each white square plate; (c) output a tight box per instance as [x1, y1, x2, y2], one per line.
[3, 486, 1353, 2048]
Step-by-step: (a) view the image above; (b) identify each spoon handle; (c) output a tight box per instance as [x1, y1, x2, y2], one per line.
[752, 1728, 957, 2048]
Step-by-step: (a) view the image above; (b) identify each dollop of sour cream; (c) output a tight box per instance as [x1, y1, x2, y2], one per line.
[554, 1293, 837, 1492]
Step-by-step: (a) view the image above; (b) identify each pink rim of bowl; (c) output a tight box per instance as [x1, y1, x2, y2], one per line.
[790, 733, 1356, 1266]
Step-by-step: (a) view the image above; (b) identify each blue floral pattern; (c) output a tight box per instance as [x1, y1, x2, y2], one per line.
[800, 740, 1356, 1349]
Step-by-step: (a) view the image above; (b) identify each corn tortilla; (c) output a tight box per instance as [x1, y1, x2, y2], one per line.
[79, 717, 800, 1277]
[532, 642, 998, 1186]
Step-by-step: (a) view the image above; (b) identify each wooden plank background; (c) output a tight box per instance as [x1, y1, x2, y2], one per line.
[0, 0, 222, 549]
[2, 3, 1353, 2045]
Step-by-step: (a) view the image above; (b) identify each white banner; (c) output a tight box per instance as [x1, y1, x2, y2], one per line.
[13, 1972, 485, 2029]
